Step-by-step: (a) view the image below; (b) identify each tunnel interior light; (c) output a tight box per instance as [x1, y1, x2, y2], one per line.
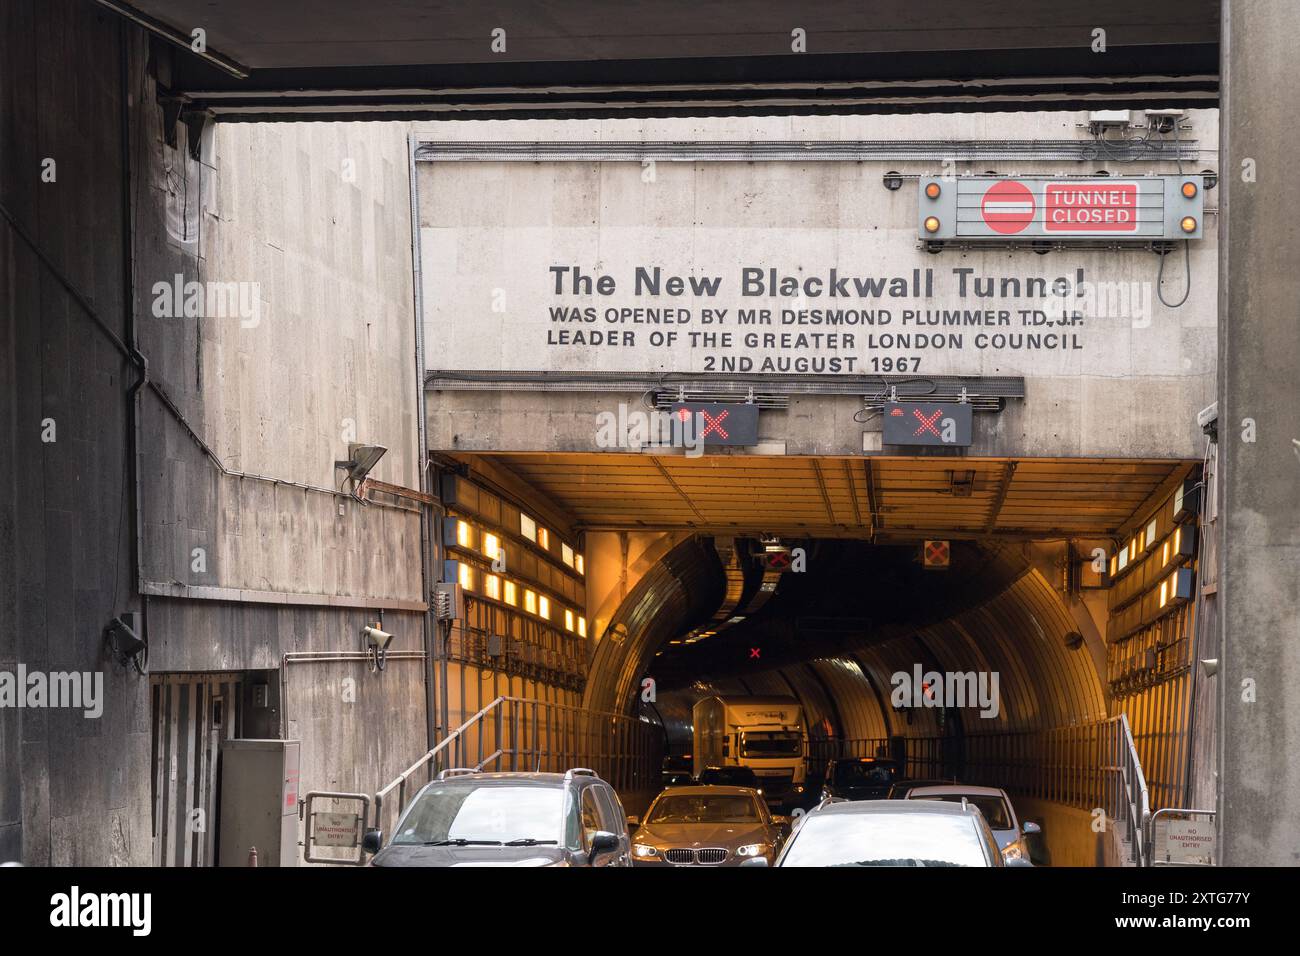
[1110, 555, 1117, 576]
[538, 527, 550, 550]
[575, 554, 585, 575]
[1174, 527, 1182, 554]
[925, 182, 941, 199]
[504, 581, 518, 606]
[1162, 541, 1170, 566]
[1159, 579, 1169, 608]
[520, 513, 537, 542]
[458, 562, 473, 592]
[924, 215, 941, 233]
[524, 590, 537, 614]
[1117, 546, 1129, 572]
[562, 543, 574, 567]
[578, 617, 587, 638]
[1145, 519, 1158, 549]
[457, 520, 471, 548]
[485, 573, 500, 601]
[538, 595, 550, 619]
[1181, 181, 1198, 198]
[482, 532, 499, 560]
[1180, 216, 1197, 233]
[564, 609, 574, 632]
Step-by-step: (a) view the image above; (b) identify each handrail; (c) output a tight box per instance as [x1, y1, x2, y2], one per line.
[811, 715, 1155, 865]
[1115, 712, 1152, 866]
[371, 695, 660, 835]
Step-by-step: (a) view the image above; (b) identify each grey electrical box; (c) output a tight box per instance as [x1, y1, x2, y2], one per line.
[218, 739, 301, 867]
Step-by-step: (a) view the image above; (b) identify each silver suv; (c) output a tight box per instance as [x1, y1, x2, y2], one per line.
[365, 768, 633, 867]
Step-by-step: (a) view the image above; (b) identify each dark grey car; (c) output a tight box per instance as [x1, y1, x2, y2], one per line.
[365, 768, 633, 867]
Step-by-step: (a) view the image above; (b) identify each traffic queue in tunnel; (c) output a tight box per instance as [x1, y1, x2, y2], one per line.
[362, 691, 1042, 868]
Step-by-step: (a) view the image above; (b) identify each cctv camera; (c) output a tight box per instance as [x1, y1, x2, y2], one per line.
[104, 617, 147, 672]
[362, 626, 393, 650]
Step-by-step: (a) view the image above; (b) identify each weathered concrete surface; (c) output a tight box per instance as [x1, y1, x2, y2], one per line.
[1218, 0, 1300, 866]
[140, 120, 422, 606]
[418, 112, 1218, 460]
[1, 0, 430, 864]
[0, 0, 153, 866]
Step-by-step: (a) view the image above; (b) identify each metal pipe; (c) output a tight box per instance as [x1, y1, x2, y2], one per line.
[407, 130, 439, 758]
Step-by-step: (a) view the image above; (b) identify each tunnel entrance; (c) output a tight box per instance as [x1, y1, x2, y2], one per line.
[432, 450, 1204, 865]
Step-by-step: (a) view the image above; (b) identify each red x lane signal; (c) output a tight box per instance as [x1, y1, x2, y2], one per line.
[700, 409, 729, 440]
[749, 647, 761, 659]
[668, 402, 759, 446]
[923, 539, 950, 570]
[766, 551, 791, 570]
[913, 408, 943, 438]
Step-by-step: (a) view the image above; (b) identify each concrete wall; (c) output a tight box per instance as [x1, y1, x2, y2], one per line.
[1, 0, 431, 865]
[419, 112, 1218, 460]
[139, 115, 430, 844]
[0, 0, 152, 866]
[1218, 0, 1300, 866]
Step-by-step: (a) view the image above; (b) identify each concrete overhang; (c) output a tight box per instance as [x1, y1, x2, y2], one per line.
[460, 451, 1194, 542]
[97, 0, 1219, 119]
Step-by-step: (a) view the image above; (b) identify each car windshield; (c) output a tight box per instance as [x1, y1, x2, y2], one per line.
[701, 769, 756, 786]
[833, 762, 898, 786]
[647, 794, 762, 824]
[912, 794, 1013, 830]
[741, 732, 802, 756]
[780, 813, 988, 866]
[390, 785, 565, 845]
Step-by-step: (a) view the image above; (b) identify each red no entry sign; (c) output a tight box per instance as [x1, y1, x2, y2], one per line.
[980, 180, 1036, 234]
[923, 539, 950, 569]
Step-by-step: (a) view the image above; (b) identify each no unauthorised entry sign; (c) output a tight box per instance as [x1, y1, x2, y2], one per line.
[981, 179, 1036, 234]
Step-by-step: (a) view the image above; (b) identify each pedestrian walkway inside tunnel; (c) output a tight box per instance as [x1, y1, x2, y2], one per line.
[422, 450, 1210, 866]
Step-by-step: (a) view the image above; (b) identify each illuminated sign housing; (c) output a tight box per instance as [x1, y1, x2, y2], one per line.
[668, 402, 760, 446]
[883, 402, 973, 447]
[919, 175, 1205, 242]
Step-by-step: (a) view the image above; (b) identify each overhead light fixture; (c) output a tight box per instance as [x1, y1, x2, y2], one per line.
[335, 443, 388, 493]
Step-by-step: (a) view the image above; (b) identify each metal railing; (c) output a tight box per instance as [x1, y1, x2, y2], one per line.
[810, 715, 1152, 865]
[371, 696, 660, 838]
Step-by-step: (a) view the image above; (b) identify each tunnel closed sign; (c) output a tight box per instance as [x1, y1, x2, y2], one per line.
[1045, 182, 1137, 230]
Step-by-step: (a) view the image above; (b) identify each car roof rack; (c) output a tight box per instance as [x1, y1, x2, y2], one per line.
[564, 767, 598, 780]
[436, 768, 481, 780]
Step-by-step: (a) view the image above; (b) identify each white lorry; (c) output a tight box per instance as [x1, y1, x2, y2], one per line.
[692, 695, 807, 809]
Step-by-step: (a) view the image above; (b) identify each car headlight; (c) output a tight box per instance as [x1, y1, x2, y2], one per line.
[1002, 841, 1026, 862]
[633, 844, 659, 859]
[736, 843, 770, 858]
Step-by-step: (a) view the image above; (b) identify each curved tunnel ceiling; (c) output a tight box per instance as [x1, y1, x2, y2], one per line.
[602, 537, 1108, 747]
